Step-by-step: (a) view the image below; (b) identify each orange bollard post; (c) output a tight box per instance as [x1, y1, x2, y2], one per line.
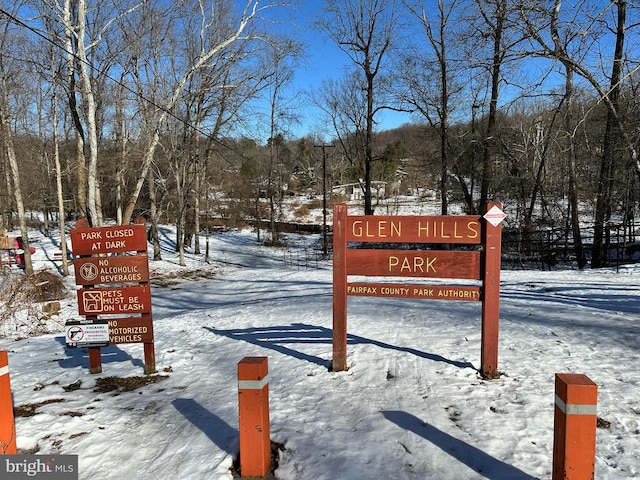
[552, 373, 598, 480]
[0, 351, 17, 454]
[238, 357, 270, 478]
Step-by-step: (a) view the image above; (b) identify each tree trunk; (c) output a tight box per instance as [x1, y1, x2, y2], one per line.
[51, 48, 70, 276]
[76, 0, 102, 226]
[480, 0, 506, 210]
[364, 72, 375, 216]
[3, 155, 14, 231]
[148, 167, 162, 261]
[193, 159, 201, 255]
[0, 66, 33, 275]
[176, 170, 186, 266]
[63, 0, 87, 221]
[115, 76, 127, 226]
[437, 0, 450, 215]
[592, 0, 626, 268]
[563, 68, 586, 269]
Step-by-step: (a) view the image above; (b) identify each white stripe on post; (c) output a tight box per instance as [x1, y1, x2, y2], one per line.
[238, 375, 269, 390]
[555, 395, 598, 415]
[0, 365, 8, 377]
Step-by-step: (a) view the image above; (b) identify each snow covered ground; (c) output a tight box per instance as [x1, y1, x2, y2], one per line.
[0, 219, 639, 479]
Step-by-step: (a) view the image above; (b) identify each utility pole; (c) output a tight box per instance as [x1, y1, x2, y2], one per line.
[314, 144, 334, 256]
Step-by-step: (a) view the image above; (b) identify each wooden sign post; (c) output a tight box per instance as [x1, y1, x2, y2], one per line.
[0, 233, 10, 268]
[332, 203, 504, 378]
[70, 218, 155, 374]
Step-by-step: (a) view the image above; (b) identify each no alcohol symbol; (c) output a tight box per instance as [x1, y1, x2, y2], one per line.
[79, 263, 98, 281]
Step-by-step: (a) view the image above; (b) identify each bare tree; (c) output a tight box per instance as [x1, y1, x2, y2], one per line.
[48, 0, 146, 226]
[55, 0, 88, 222]
[0, 92, 33, 275]
[316, 74, 368, 198]
[321, 0, 403, 215]
[519, 0, 640, 267]
[47, 19, 71, 275]
[472, 0, 511, 210]
[264, 38, 302, 244]
[66, 0, 101, 225]
[518, 0, 590, 267]
[121, 0, 289, 225]
[0, 3, 33, 274]
[399, 0, 466, 214]
[592, 0, 627, 267]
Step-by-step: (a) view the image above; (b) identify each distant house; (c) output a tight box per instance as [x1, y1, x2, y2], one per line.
[332, 181, 387, 201]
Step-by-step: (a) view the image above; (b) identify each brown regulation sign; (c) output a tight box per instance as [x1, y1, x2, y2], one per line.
[76, 285, 152, 316]
[70, 218, 155, 374]
[74, 255, 150, 285]
[70, 224, 148, 255]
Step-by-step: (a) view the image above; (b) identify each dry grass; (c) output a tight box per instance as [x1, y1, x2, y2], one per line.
[294, 204, 311, 218]
[0, 269, 67, 303]
[14, 399, 66, 418]
[93, 375, 170, 393]
[0, 269, 69, 339]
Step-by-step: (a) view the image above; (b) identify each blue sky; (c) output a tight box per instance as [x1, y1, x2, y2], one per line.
[258, 0, 415, 140]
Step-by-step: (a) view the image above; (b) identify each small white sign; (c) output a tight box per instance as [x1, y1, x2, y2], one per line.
[65, 320, 110, 348]
[483, 205, 507, 227]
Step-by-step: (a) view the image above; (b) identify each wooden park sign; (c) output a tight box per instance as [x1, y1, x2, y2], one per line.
[70, 218, 156, 374]
[332, 202, 504, 378]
